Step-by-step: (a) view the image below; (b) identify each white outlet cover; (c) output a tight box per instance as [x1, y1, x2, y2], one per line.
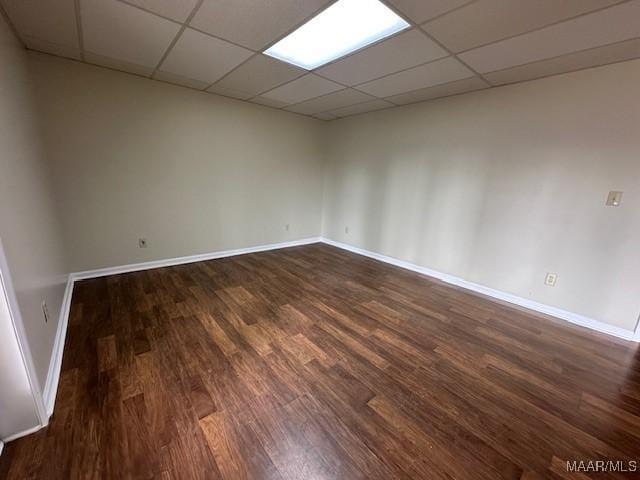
[544, 273, 557, 286]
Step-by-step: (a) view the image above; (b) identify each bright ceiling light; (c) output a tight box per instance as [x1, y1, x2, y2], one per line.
[264, 0, 410, 70]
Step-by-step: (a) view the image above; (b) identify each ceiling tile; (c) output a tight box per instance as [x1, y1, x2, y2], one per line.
[356, 56, 473, 97]
[154, 70, 210, 89]
[316, 29, 447, 86]
[159, 28, 253, 84]
[190, 0, 333, 50]
[329, 99, 394, 117]
[260, 74, 343, 104]
[251, 96, 290, 108]
[84, 51, 155, 76]
[423, 0, 622, 53]
[1, 0, 79, 48]
[484, 38, 640, 86]
[22, 36, 82, 60]
[458, 1, 640, 73]
[285, 88, 374, 115]
[387, 0, 473, 24]
[213, 54, 305, 98]
[81, 0, 180, 69]
[313, 112, 338, 120]
[121, 0, 199, 22]
[207, 84, 254, 100]
[386, 76, 488, 105]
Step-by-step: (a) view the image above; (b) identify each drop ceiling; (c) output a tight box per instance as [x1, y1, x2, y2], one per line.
[1, 0, 639, 120]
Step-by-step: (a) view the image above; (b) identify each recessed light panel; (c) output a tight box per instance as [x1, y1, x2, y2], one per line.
[264, 0, 410, 70]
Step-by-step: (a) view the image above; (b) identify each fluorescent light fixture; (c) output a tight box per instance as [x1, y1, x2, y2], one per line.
[264, 0, 410, 70]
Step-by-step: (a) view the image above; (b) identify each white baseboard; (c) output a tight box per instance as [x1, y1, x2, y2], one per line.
[320, 237, 638, 342]
[38, 234, 636, 428]
[2, 423, 43, 443]
[42, 275, 75, 416]
[40, 236, 322, 418]
[71, 237, 322, 281]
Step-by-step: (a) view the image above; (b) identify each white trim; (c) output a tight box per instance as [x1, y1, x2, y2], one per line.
[0, 238, 48, 430]
[71, 237, 322, 280]
[320, 237, 638, 342]
[43, 275, 74, 416]
[2, 423, 44, 443]
[0, 440, 3, 456]
[38, 234, 637, 426]
[40, 237, 322, 417]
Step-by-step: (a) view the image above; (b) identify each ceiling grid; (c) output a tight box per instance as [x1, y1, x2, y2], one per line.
[0, 0, 637, 120]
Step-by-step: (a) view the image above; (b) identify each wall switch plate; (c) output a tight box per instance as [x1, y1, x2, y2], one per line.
[42, 300, 50, 323]
[345, 226, 349, 234]
[544, 273, 557, 287]
[285, 224, 290, 231]
[606, 191, 623, 206]
[138, 238, 148, 248]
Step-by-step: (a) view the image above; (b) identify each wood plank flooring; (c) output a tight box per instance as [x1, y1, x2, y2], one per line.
[1, 243, 640, 479]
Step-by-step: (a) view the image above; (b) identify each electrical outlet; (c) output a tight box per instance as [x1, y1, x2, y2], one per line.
[345, 226, 349, 234]
[606, 191, 623, 207]
[138, 238, 148, 248]
[544, 273, 557, 287]
[42, 300, 50, 323]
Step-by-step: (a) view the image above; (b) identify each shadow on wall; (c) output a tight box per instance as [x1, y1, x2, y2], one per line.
[333, 141, 493, 281]
[323, 100, 640, 331]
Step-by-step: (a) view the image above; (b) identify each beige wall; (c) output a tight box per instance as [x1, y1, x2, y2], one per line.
[0, 18, 67, 389]
[323, 60, 640, 331]
[8, 47, 639, 358]
[27, 52, 326, 273]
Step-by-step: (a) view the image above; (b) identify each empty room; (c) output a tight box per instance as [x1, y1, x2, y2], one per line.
[1, 0, 639, 478]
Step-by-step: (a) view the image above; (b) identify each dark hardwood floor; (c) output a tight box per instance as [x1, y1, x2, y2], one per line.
[1, 243, 640, 479]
